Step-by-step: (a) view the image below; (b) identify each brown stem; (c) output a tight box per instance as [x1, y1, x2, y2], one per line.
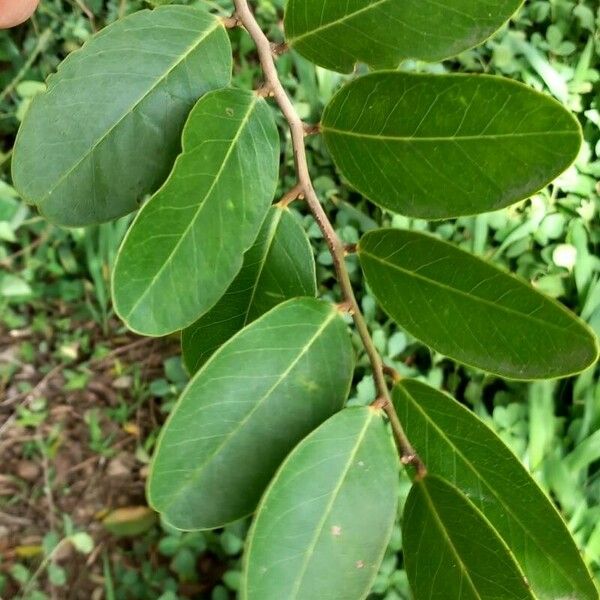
[232, 0, 426, 478]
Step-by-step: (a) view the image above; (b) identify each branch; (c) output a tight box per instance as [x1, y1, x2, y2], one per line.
[232, 0, 426, 478]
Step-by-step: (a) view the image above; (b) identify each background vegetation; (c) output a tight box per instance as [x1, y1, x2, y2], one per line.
[0, 0, 599, 598]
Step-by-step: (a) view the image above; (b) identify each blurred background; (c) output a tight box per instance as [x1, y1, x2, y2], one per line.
[0, 0, 599, 598]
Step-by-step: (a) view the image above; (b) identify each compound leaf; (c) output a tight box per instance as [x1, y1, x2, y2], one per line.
[112, 87, 280, 336]
[322, 72, 581, 219]
[12, 6, 232, 226]
[243, 407, 398, 600]
[182, 206, 316, 373]
[358, 229, 598, 379]
[394, 379, 598, 600]
[148, 298, 354, 530]
[404, 476, 534, 600]
[284, 0, 523, 72]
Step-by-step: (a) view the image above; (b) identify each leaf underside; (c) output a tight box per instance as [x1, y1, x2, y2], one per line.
[12, 6, 232, 226]
[322, 72, 582, 219]
[182, 206, 317, 374]
[394, 379, 599, 600]
[112, 87, 280, 337]
[358, 229, 598, 379]
[243, 407, 398, 600]
[284, 0, 524, 73]
[404, 475, 534, 600]
[148, 298, 354, 531]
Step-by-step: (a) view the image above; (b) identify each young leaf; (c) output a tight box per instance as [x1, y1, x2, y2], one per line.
[394, 379, 599, 600]
[182, 206, 317, 374]
[12, 6, 232, 226]
[148, 298, 354, 530]
[322, 72, 581, 219]
[112, 88, 280, 336]
[404, 476, 534, 600]
[242, 407, 398, 600]
[359, 229, 598, 379]
[284, 0, 523, 73]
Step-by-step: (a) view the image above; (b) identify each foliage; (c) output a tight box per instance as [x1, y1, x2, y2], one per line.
[1, 0, 600, 598]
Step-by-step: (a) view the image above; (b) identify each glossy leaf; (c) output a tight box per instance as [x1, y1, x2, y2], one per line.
[182, 206, 316, 373]
[394, 379, 598, 600]
[322, 72, 581, 219]
[404, 476, 534, 600]
[242, 407, 398, 600]
[284, 0, 523, 73]
[12, 6, 231, 226]
[359, 229, 598, 379]
[148, 298, 354, 530]
[112, 88, 280, 336]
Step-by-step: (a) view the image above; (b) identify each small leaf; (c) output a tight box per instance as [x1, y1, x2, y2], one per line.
[148, 298, 354, 530]
[404, 475, 534, 600]
[112, 88, 280, 336]
[242, 407, 398, 600]
[182, 206, 316, 373]
[359, 229, 598, 379]
[102, 506, 157, 537]
[69, 532, 94, 555]
[284, 0, 524, 72]
[394, 379, 598, 600]
[12, 6, 232, 227]
[322, 72, 581, 219]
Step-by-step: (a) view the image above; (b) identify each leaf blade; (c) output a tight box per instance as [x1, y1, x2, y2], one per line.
[12, 6, 232, 226]
[358, 228, 598, 379]
[112, 87, 280, 336]
[322, 72, 581, 219]
[394, 379, 598, 600]
[242, 407, 398, 600]
[148, 298, 354, 530]
[404, 476, 534, 600]
[182, 206, 316, 373]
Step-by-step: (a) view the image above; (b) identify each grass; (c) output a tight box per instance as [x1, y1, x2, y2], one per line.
[0, 0, 599, 598]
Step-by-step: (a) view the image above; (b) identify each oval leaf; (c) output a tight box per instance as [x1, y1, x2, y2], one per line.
[12, 6, 232, 226]
[112, 88, 280, 336]
[284, 0, 523, 73]
[359, 229, 598, 379]
[148, 298, 354, 530]
[394, 379, 598, 600]
[182, 206, 316, 373]
[322, 72, 581, 219]
[404, 476, 534, 600]
[242, 407, 398, 600]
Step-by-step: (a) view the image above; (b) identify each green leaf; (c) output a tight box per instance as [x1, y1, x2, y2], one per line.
[112, 88, 280, 336]
[404, 476, 534, 600]
[182, 206, 316, 373]
[12, 6, 232, 226]
[242, 407, 398, 600]
[394, 379, 598, 600]
[359, 229, 598, 379]
[148, 298, 354, 530]
[284, 0, 523, 72]
[322, 72, 581, 219]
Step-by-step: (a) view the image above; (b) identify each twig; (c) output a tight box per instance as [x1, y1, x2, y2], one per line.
[232, 0, 426, 478]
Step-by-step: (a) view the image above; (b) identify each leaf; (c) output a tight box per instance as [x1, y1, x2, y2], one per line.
[102, 506, 157, 537]
[242, 407, 398, 600]
[148, 298, 354, 530]
[359, 229, 598, 379]
[112, 87, 280, 336]
[394, 379, 599, 600]
[404, 476, 534, 600]
[284, 0, 524, 72]
[322, 72, 581, 219]
[12, 6, 232, 226]
[182, 206, 316, 374]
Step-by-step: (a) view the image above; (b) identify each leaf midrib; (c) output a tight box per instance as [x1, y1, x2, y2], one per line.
[40, 17, 221, 205]
[157, 308, 338, 514]
[123, 94, 258, 322]
[360, 249, 586, 339]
